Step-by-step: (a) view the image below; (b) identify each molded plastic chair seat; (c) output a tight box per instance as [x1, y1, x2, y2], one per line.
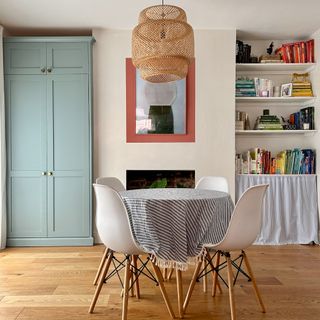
[93, 177, 126, 286]
[183, 184, 269, 320]
[196, 176, 229, 193]
[89, 184, 175, 320]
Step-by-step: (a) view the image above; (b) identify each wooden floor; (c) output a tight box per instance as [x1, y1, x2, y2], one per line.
[0, 244, 319, 320]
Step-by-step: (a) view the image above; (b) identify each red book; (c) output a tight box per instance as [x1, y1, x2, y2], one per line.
[300, 41, 306, 63]
[284, 43, 294, 63]
[293, 43, 300, 63]
[306, 39, 315, 63]
[289, 114, 295, 125]
[281, 46, 288, 63]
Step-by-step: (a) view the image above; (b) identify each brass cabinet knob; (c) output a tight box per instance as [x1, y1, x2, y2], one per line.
[47, 68, 52, 73]
[41, 67, 46, 73]
[41, 171, 47, 176]
[47, 172, 53, 176]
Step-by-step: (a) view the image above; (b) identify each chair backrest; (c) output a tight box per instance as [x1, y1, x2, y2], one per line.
[93, 184, 142, 255]
[210, 184, 268, 251]
[196, 176, 229, 193]
[96, 177, 125, 192]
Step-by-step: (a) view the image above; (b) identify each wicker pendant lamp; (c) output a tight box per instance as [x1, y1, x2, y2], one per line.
[132, 1, 194, 83]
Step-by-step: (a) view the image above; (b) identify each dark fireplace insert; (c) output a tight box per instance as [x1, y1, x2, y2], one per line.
[126, 170, 195, 190]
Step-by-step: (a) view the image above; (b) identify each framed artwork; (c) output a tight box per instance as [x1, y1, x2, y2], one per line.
[281, 83, 292, 97]
[126, 58, 195, 142]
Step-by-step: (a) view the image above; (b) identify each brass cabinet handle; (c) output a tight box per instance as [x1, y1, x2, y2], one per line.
[41, 171, 47, 176]
[41, 67, 46, 73]
[47, 172, 53, 176]
[47, 68, 52, 73]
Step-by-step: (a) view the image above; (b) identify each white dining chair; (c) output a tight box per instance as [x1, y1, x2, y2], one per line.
[195, 175, 229, 293]
[93, 177, 126, 286]
[89, 184, 175, 320]
[183, 184, 269, 320]
[96, 176, 125, 192]
[196, 176, 229, 193]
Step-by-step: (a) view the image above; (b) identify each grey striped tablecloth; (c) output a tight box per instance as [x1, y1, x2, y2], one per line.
[120, 188, 234, 270]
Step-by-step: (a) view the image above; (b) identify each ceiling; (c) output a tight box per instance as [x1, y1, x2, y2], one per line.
[0, 0, 319, 39]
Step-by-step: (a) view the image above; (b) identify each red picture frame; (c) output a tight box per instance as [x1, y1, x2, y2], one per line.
[126, 58, 195, 143]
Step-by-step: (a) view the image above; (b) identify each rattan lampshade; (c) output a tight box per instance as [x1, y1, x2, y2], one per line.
[132, 4, 194, 83]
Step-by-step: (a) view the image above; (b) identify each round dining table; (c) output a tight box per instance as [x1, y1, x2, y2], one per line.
[120, 188, 234, 318]
[120, 188, 234, 269]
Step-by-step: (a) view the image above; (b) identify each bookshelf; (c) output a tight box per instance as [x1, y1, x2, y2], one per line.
[235, 38, 319, 245]
[235, 46, 317, 162]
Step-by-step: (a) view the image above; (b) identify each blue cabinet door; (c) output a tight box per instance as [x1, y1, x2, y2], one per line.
[4, 43, 46, 75]
[47, 43, 89, 74]
[6, 75, 48, 237]
[47, 74, 90, 237]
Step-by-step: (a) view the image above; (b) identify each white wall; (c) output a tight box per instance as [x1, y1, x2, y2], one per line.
[92, 28, 236, 198]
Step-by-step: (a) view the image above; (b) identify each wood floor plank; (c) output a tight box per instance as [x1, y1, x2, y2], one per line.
[0, 307, 23, 320]
[0, 294, 109, 307]
[0, 244, 318, 319]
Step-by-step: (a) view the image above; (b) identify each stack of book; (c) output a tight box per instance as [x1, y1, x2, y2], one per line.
[291, 81, 313, 97]
[235, 148, 315, 175]
[236, 79, 256, 97]
[289, 106, 314, 130]
[277, 39, 314, 63]
[259, 54, 282, 64]
[254, 114, 283, 130]
[236, 40, 251, 63]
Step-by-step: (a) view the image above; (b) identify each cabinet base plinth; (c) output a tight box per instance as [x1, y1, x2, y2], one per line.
[7, 237, 94, 246]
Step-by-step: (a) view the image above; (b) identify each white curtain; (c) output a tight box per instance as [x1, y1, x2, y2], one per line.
[236, 175, 319, 245]
[0, 26, 6, 249]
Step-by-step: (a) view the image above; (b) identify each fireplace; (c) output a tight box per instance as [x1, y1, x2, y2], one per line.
[126, 170, 195, 190]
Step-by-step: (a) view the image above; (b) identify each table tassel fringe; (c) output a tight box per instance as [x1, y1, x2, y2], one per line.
[150, 247, 207, 271]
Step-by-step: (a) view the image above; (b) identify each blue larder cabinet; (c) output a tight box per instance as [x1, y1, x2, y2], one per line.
[4, 37, 94, 246]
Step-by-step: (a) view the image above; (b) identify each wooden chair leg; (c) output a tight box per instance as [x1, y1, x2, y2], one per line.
[132, 255, 140, 299]
[176, 269, 184, 318]
[212, 251, 221, 297]
[168, 268, 174, 280]
[226, 254, 236, 320]
[122, 256, 131, 320]
[243, 251, 266, 313]
[163, 267, 168, 280]
[93, 246, 109, 285]
[129, 258, 135, 297]
[203, 260, 207, 292]
[89, 250, 113, 313]
[151, 262, 176, 319]
[183, 260, 202, 314]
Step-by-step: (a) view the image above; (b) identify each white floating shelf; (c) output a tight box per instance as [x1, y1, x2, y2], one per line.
[236, 130, 317, 136]
[237, 174, 317, 177]
[236, 63, 316, 73]
[236, 96, 316, 103]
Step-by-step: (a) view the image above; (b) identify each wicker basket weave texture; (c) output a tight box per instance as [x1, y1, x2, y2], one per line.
[132, 4, 194, 82]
